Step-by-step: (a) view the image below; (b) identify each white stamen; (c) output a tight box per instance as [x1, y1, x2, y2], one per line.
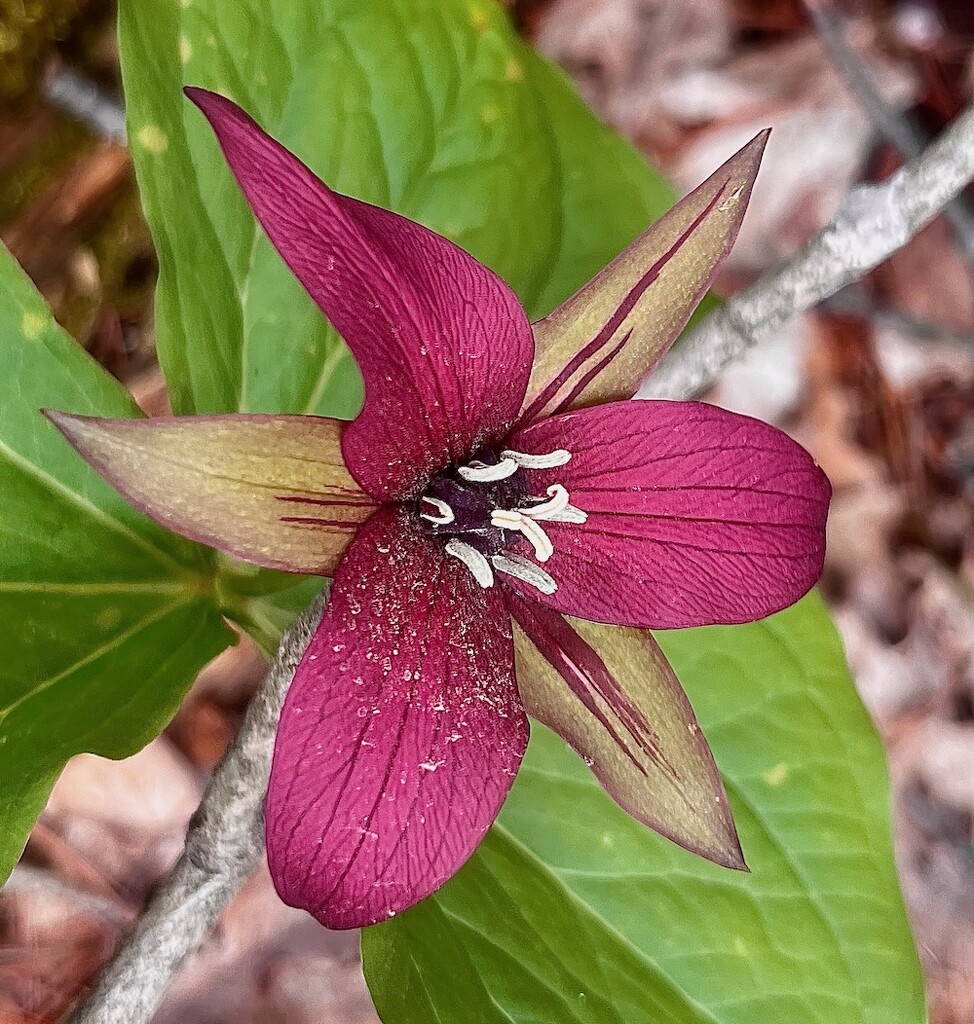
[458, 457, 518, 482]
[492, 553, 558, 595]
[489, 509, 554, 562]
[445, 540, 494, 588]
[521, 484, 570, 520]
[514, 516, 554, 562]
[419, 496, 455, 525]
[489, 509, 521, 530]
[501, 447, 572, 469]
[545, 503, 588, 524]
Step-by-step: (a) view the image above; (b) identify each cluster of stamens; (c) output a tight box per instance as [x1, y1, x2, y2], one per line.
[418, 447, 586, 595]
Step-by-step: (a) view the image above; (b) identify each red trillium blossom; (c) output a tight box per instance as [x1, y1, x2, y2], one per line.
[48, 88, 831, 929]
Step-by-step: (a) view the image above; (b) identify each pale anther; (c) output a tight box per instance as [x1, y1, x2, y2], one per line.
[501, 448, 571, 469]
[545, 503, 588, 525]
[520, 484, 570, 520]
[458, 457, 518, 482]
[489, 509, 554, 562]
[419, 496, 455, 525]
[445, 540, 494, 588]
[492, 553, 558, 595]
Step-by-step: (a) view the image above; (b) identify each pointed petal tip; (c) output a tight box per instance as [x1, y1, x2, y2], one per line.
[183, 84, 216, 108]
[43, 409, 111, 449]
[642, 788, 748, 873]
[750, 127, 772, 149]
[521, 127, 773, 419]
[184, 87, 252, 138]
[650, 786, 747, 873]
[725, 127, 770, 183]
[42, 408, 82, 450]
[42, 407, 76, 427]
[736, 129, 770, 175]
[184, 85, 236, 125]
[733, 853, 751, 874]
[44, 412, 372, 575]
[621, 788, 748, 873]
[712, 827, 749, 873]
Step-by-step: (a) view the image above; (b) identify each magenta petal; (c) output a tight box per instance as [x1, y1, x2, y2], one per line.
[186, 89, 534, 500]
[507, 401, 831, 629]
[265, 507, 528, 928]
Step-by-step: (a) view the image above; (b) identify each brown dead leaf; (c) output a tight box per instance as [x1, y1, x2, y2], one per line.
[40, 738, 203, 901]
[153, 863, 377, 1024]
[0, 867, 131, 1023]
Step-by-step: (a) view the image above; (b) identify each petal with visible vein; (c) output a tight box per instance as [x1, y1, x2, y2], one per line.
[509, 594, 744, 869]
[266, 507, 528, 929]
[45, 412, 375, 575]
[508, 400, 830, 628]
[186, 88, 534, 500]
[520, 132, 767, 425]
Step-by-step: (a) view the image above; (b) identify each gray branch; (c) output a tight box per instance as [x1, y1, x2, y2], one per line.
[43, 66, 127, 144]
[64, 99, 974, 1024]
[65, 593, 327, 1024]
[642, 101, 974, 401]
[803, 0, 974, 262]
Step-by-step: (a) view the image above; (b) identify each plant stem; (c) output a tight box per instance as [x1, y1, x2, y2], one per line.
[65, 593, 326, 1024]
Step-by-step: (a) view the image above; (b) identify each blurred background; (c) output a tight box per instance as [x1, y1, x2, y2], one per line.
[1, 1, 973, 1021]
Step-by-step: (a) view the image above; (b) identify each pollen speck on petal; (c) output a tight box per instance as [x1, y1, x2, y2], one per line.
[265, 508, 528, 929]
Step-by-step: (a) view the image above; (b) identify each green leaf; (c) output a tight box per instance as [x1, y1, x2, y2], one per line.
[116, 0, 673, 419]
[214, 558, 325, 658]
[364, 595, 925, 1024]
[0, 244, 233, 882]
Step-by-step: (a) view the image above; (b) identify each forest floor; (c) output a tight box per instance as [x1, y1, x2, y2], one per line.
[1, 1, 973, 1021]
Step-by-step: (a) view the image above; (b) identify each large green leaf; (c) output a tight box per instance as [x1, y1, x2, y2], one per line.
[364, 596, 925, 1024]
[0, 245, 233, 881]
[117, 0, 674, 420]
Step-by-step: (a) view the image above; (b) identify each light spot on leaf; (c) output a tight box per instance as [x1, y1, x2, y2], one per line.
[468, 1, 490, 32]
[179, 35, 192, 62]
[96, 605, 123, 631]
[20, 311, 46, 340]
[762, 762, 790, 788]
[136, 125, 169, 154]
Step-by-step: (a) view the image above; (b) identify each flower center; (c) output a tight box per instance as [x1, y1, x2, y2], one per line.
[417, 447, 586, 594]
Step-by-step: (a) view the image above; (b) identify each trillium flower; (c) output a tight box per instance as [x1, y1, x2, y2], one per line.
[48, 89, 830, 929]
